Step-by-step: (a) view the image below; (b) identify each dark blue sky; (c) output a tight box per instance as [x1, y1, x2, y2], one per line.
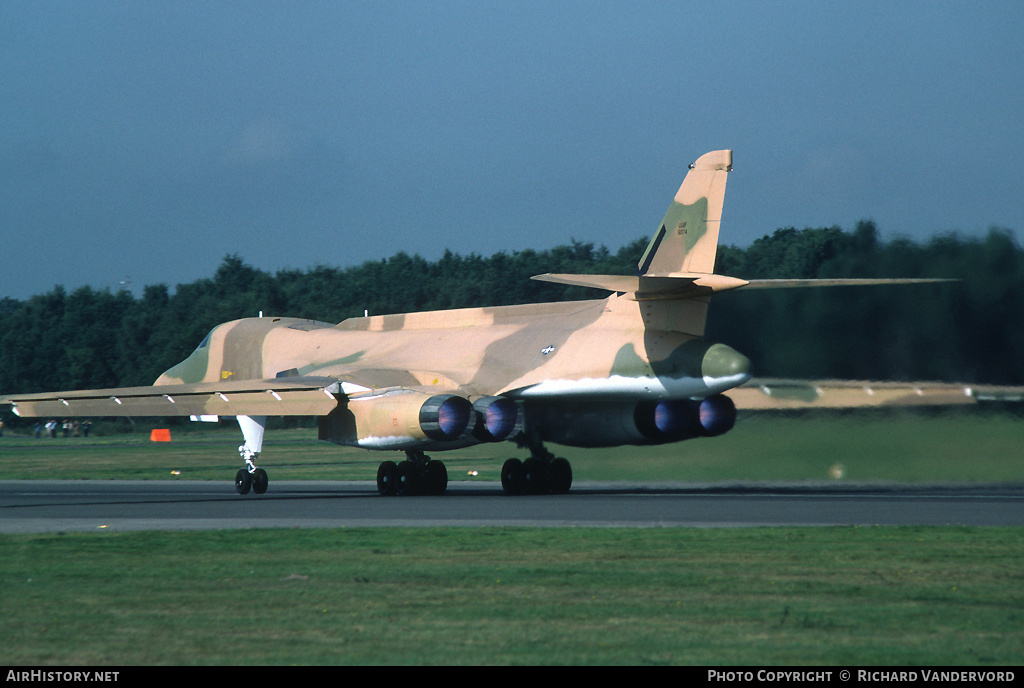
[2, 1, 1021, 300]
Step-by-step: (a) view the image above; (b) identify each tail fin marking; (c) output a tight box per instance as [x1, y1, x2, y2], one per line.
[637, 149, 732, 276]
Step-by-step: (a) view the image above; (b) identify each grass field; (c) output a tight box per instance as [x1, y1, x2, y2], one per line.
[2, 407, 1022, 483]
[0, 407, 1021, 665]
[1, 527, 1022, 665]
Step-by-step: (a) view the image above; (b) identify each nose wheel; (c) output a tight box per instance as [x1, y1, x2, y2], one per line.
[234, 450, 270, 495]
[235, 466, 268, 495]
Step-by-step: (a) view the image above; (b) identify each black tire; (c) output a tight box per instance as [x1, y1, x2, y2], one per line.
[377, 460, 398, 496]
[396, 460, 420, 496]
[548, 457, 572, 494]
[522, 457, 549, 495]
[235, 468, 252, 495]
[501, 458, 525, 495]
[424, 460, 448, 496]
[252, 468, 269, 495]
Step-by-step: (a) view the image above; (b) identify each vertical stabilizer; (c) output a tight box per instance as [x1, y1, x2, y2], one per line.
[637, 150, 732, 276]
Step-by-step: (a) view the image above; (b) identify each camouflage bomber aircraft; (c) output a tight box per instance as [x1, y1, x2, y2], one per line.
[3, 150, 1015, 497]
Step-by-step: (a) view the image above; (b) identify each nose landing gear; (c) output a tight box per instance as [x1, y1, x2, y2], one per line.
[234, 415, 269, 496]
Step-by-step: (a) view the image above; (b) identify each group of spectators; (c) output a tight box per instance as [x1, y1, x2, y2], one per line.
[33, 419, 92, 438]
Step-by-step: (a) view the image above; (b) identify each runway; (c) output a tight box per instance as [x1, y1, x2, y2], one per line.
[1, 480, 1022, 532]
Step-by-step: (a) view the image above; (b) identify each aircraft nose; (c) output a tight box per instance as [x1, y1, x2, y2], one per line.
[701, 343, 752, 382]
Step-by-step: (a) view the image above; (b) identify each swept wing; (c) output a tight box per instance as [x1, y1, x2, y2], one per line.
[730, 379, 1024, 410]
[5, 377, 342, 419]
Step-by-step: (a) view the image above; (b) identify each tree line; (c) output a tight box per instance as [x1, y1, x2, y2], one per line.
[0, 222, 1021, 406]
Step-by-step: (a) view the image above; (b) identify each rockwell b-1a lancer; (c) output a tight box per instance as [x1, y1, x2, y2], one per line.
[3, 150, 1013, 496]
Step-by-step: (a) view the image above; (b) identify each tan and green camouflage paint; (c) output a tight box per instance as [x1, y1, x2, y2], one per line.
[8, 149, 1004, 449]
[638, 149, 731, 276]
[152, 295, 745, 398]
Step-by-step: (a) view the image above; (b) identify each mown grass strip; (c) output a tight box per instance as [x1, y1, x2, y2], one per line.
[1, 526, 1021, 665]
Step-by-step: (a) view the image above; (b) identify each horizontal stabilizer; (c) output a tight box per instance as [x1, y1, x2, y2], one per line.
[742, 278, 957, 289]
[531, 272, 748, 300]
[532, 273, 953, 300]
[2, 377, 343, 418]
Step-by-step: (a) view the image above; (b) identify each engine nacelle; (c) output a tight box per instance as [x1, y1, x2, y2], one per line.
[318, 389, 476, 450]
[419, 393, 475, 441]
[526, 394, 737, 448]
[472, 396, 523, 442]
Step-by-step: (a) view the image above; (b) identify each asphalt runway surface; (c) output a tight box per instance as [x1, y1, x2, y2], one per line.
[1, 480, 1022, 532]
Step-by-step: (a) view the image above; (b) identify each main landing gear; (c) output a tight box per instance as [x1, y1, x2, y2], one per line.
[500, 444, 572, 496]
[374, 441, 572, 497]
[377, 450, 449, 496]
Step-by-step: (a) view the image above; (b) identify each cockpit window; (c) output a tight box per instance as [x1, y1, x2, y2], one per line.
[287, 320, 334, 331]
[197, 330, 214, 350]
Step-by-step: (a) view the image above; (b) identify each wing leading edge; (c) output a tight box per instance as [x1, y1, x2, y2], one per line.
[3, 377, 342, 419]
